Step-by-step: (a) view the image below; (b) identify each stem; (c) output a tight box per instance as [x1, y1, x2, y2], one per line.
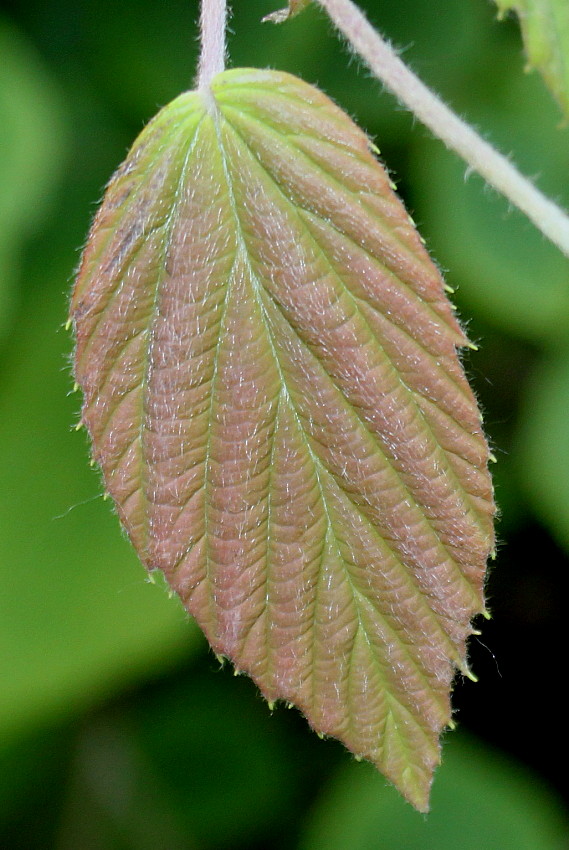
[198, 0, 227, 90]
[315, 0, 569, 259]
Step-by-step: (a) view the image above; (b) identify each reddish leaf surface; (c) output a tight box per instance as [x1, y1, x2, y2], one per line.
[70, 69, 495, 810]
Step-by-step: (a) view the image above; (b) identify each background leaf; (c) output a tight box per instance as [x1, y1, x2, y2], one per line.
[0, 272, 200, 743]
[71, 68, 494, 810]
[299, 732, 569, 850]
[494, 0, 569, 118]
[0, 16, 66, 341]
[516, 346, 569, 549]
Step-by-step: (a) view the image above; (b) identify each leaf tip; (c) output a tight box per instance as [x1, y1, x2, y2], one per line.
[400, 765, 433, 814]
[262, 9, 288, 23]
[262, 0, 310, 23]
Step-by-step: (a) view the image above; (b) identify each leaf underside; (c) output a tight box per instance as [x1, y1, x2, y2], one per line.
[495, 0, 569, 118]
[71, 68, 495, 811]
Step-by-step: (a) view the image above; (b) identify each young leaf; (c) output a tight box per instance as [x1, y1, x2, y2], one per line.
[495, 0, 569, 119]
[263, 0, 311, 24]
[70, 68, 495, 811]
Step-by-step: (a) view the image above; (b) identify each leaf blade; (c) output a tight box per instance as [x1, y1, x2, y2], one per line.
[71, 69, 495, 811]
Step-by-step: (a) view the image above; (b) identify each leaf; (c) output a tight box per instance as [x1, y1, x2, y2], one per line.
[495, 0, 569, 118]
[70, 68, 495, 811]
[262, 0, 312, 24]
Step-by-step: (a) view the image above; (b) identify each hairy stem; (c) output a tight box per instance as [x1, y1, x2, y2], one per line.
[198, 0, 227, 90]
[315, 0, 569, 259]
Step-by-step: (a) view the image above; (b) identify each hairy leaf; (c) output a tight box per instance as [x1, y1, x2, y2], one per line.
[262, 0, 311, 24]
[70, 69, 495, 811]
[495, 0, 569, 118]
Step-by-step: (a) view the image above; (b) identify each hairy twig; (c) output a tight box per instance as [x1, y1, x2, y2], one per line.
[198, 0, 227, 91]
[314, 0, 569, 259]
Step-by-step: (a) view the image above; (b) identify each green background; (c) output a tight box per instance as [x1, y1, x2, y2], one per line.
[1, 0, 568, 846]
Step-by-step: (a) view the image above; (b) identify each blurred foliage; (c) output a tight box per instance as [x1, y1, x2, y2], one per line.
[0, 17, 66, 340]
[1, 0, 569, 846]
[494, 0, 569, 119]
[300, 733, 568, 850]
[517, 346, 569, 549]
[409, 61, 569, 345]
[0, 243, 201, 742]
